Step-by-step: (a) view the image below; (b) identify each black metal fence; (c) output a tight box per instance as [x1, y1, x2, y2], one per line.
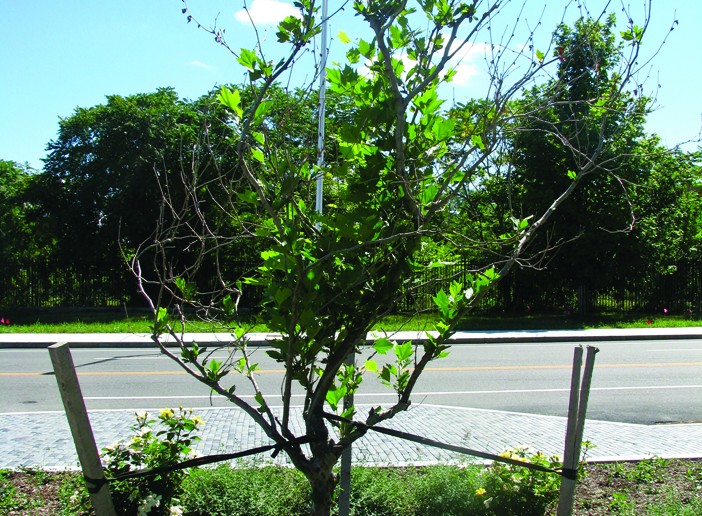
[1, 258, 700, 316]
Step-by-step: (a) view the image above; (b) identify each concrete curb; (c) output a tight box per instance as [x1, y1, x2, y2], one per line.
[1, 327, 702, 348]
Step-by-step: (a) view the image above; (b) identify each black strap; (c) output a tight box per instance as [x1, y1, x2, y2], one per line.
[105, 434, 315, 482]
[322, 411, 563, 477]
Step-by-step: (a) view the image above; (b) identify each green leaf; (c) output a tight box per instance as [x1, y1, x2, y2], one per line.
[235, 357, 247, 373]
[326, 385, 347, 410]
[174, 277, 196, 301]
[471, 134, 486, 151]
[222, 295, 237, 317]
[379, 364, 395, 384]
[218, 87, 243, 118]
[254, 392, 268, 413]
[152, 307, 169, 335]
[373, 337, 393, 355]
[358, 38, 375, 59]
[251, 147, 265, 163]
[394, 341, 413, 362]
[535, 49, 545, 63]
[338, 30, 350, 44]
[567, 170, 577, 181]
[432, 289, 451, 318]
[237, 49, 258, 71]
[365, 359, 378, 372]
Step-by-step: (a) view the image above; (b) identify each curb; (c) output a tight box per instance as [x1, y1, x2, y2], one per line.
[1, 327, 701, 348]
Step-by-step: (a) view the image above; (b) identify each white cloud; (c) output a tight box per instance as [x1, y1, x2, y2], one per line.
[446, 41, 490, 86]
[349, 40, 489, 88]
[189, 60, 216, 71]
[234, 0, 301, 26]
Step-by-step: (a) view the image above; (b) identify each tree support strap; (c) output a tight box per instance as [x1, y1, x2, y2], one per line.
[322, 411, 565, 477]
[90, 434, 318, 488]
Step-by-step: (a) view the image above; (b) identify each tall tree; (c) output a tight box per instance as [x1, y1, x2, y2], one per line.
[38, 88, 207, 269]
[134, 1, 656, 513]
[453, 14, 654, 309]
[629, 140, 702, 275]
[0, 160, 38, 265]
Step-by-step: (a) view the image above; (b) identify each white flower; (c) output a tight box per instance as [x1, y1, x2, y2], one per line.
[137, 493, 162, 515]
[465, 287, 474, 300]
[169, 506, 184, 516]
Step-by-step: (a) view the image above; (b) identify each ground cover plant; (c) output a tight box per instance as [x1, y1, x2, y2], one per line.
[2, 458, 700, 515]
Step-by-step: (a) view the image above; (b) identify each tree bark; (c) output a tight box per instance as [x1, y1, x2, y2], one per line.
[305, 454, 339, 516]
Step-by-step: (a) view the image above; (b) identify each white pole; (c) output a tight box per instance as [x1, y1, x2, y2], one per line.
[315, 0, 328, 218]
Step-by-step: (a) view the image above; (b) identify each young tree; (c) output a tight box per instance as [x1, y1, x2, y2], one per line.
[133, 1, 656, 513]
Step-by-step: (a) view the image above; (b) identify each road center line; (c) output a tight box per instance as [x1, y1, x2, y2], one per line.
[3, 361, 702, 377]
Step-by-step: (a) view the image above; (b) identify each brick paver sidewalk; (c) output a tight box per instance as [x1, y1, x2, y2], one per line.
[2, 405, 700, 470]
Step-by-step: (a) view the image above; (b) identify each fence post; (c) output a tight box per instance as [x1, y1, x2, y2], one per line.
[557, 345, 598, 516]
[49, 342, 117, 516]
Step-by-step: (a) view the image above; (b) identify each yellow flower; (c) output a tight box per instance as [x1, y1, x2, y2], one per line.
[160, 408, 174, 419]
[192, 415, 205, 426]
[475, 488, 487, 496]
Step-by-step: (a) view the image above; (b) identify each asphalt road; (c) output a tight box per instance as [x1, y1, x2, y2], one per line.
[1, 339, 701, 424]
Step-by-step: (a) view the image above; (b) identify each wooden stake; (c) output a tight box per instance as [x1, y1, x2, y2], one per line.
[49, 342, 117, 516]
[557, 345, 598, 516]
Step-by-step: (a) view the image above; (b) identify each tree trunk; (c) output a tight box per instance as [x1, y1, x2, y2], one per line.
[306, 457, 338, 516]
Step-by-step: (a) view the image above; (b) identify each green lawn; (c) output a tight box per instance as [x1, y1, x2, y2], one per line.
[0, 307, 699, 333]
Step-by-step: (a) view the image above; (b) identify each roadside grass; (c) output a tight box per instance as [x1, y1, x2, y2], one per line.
[1, 307, 700, 334]
[2, 458, 700, 515]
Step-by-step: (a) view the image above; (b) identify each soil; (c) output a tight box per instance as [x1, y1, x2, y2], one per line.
[569, 459, 702, 515]
[2, 470, 77, 515]
[2, 460, 701, 515]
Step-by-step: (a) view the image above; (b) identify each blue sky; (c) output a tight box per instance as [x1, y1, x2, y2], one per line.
[1, 0, 699, 170]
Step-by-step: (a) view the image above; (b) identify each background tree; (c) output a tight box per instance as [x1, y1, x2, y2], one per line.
[444, 14, 654, 312]
[36, 88, 207, 272]
[626, 139, 702, 306]
[32, 84, 341, 281]
[133, 1, 655, 513]
[0, 160, 39, 266]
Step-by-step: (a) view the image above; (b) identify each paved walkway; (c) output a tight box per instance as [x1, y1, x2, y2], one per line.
[2, 328, 701, 469]
[2, 404, 701, 470]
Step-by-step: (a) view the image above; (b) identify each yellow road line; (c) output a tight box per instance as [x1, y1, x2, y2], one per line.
[2, 362, 702, 377]
[425, 362, 702, 372]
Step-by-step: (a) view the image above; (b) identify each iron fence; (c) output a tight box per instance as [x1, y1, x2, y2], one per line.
[2, 258, 700, 316]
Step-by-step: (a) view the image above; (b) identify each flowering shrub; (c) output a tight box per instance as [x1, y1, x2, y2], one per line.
[102, 407, 204, 515]
[480, 445, 562, 515]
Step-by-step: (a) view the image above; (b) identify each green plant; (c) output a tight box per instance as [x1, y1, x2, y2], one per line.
[0, 469, 31, 513]
[630, 456, 670, 484]
[348, 465, 487, 516]
[609, 491, 632, 512]
[480, 446, 562, 515]
[134, 1, 657, 513]
[182, 465, 310, 516]
[57, 472, 92, 515]
[100, 407, 204, 515]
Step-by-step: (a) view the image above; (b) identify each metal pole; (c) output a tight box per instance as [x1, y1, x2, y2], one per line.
[338, 353, 354, 516]
[315, 0, 328, 218]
